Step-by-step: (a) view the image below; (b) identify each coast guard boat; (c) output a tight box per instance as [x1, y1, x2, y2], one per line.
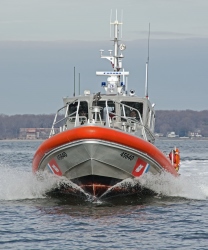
[32, 14, 179, 198]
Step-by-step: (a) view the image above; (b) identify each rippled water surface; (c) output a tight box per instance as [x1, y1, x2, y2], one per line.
[0, 139, 208, 249]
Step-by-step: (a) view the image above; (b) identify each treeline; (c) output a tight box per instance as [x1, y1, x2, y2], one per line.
[0, 110, 208, 139]
[0, 114, 54, 139]
[155, 110, 208, 137]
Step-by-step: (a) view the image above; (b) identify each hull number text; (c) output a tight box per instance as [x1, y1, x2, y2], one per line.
[57, 152, 67, 160]
[120, 152, 134, 161]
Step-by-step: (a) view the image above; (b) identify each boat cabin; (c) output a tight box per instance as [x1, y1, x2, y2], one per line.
[49, 92, 155, 143]
[49, 15, 155, 144]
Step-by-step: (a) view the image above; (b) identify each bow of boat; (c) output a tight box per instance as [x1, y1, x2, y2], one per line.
[32, 126, 178, 197]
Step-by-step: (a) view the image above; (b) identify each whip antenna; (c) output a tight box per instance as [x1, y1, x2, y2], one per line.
[73, 66, 76, 96]
[145, 23, 150, 98]
[110, 9, 112, 38]
[121, 10, 123, 38]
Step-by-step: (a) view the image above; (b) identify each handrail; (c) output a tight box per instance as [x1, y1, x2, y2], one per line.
[49, 97, 155, 143]
[106, 99, 143, 124]
[143, 125, 155, 143]
[105, 99, 151, 141]
[49, 98, 79, 137]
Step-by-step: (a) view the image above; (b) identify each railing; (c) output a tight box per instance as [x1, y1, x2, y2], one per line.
[49, 99, 79, 137]
[49, 98, 155, 143]
[143, 125, 155, 143]
[105, 99, 149, 140]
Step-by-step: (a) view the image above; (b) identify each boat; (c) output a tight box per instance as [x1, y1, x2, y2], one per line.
[167, 131, 179, 138]
[32, 13, 179, 199]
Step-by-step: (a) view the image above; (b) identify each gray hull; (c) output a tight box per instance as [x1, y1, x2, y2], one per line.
[38, 139, 163, 197]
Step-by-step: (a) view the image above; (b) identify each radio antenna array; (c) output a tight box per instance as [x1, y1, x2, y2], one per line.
[110, 9, 123, 39]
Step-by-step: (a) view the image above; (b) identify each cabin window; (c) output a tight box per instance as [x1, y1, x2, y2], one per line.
[96, 100, 115, 120]
[121, 102, 143, 120]
[68, 101, 88, 118]
[79, 101, 88, 118]
[68, 102, 77, 115]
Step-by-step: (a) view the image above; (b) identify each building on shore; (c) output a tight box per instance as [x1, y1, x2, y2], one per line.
[188, 131, 202, 138]
[19, 128, 59, 139]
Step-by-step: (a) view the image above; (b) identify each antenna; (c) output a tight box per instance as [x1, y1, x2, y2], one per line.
[79, 73, 80, 95]
[73, 66, 75, 97]
[147, 23, 150, 64]
[110, 9, 112, 38]
[126, 76, 128, 95]
[121, 10, 123, 38]
[145, 23, 150, 98]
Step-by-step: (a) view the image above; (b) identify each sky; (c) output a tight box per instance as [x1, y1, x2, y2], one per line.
[0, 0, 208, 114]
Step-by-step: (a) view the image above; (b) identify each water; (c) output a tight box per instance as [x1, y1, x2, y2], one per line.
[0, 139, 208, 249]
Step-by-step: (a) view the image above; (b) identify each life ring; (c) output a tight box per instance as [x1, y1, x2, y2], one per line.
[169, 148, 180, 172]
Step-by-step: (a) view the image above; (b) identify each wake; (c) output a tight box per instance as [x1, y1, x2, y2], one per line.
[0, 164, 59, 201]
[0, 160, 208, 201]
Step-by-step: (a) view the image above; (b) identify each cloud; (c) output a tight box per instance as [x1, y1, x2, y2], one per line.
[0, 20, 53, 24]
[0, 0, 208, 41]
[137, 31, 197, 39]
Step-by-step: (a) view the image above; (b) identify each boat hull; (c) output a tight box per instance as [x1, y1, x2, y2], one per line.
[33, 126, 178, 198]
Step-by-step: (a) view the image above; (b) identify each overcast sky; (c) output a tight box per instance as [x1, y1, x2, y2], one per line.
[0, 0, 208, 114]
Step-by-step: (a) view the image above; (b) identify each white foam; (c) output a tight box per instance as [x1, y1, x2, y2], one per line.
[0, 165, 62, 201]
[0, 159, 208, 201]
[100, 160, 208, 200]
[138, 172, 205, 200]
[137, 159, 208, 200]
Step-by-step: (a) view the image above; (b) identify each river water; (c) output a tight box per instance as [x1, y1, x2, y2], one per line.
[0, 139, 208, 249]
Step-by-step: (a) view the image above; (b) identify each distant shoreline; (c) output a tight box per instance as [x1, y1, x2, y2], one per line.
[156, 137, 208, 141]
[1, 137, 208, 142]
[0, 139, 44, 142]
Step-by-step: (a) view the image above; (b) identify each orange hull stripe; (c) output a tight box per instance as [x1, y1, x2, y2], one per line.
[32, 126, 178, 176]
